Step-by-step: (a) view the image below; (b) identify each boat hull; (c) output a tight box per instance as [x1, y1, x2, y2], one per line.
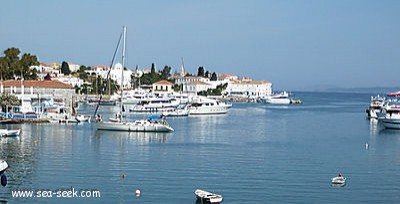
[0, 129, 21, 137]
[382, 118, 400, 129]
[96, 121, 174, 132]
[0, 160, 8, 175]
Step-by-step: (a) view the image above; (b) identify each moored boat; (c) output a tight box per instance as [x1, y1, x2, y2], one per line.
[0, 160, 8, 187]
[264, 91, 291, 104]
[97, 115, 174, 132]
[366, 95, 385, 119]
[0, 128, 21, 137]
[188, 96, 231, 115]
[194, 189, 223, 204]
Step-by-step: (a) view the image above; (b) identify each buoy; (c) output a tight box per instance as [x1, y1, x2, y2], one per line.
[365, 143, 369, 150]
[121, 172, 125, 179]
[1, 175, 7, 187]
[135, 189, 141, 197]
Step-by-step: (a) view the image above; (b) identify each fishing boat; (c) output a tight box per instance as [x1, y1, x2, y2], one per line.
[0, 128, 21, 137]
[194, 189, 223, 204]
[331, 174, 346, 185]
[94, 26, 174, 133]
[0, 160, 8, 187]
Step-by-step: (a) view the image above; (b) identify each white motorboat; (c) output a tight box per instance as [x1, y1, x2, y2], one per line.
[0, 128, 21, 137]
[331, 175, 346, 185]
[0, 160, 8, 187]
[188, 96, 232, 115]
[366, 95, 385, 119]
[264, 91, 291, 104]
[194, 189, 223, 204]
[129, 96, 180, 113]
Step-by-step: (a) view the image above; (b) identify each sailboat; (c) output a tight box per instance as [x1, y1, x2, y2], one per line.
[95, 26, 174, 132]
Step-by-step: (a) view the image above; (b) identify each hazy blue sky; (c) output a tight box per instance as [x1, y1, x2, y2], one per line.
[1, 0, 399, 90]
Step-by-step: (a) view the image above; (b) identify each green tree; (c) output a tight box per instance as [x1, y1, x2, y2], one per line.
[0, 93, 21, 112]
[197, 66, 205, 77]
[210, 72, 217, 81]
[151, 63, 155, 74]
[61, 61, 71, 75]
[0, 47, 39, 80]
[161, 65, 171, 79]
[205, 71, 210, 78]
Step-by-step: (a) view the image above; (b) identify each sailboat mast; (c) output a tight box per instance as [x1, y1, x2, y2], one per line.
[120, 26, 126, 116]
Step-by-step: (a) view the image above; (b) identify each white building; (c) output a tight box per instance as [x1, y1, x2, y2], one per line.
[68, 62, 81, 73]
[86, 63, 133, 89]
[152, 80, 174, 92]
[183, 81, 213, 94]
[53, 76, 84, 87]
[225, 79, 272, 99]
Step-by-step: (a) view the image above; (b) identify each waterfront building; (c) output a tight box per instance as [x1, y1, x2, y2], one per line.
[0, 80, 75, 114]
[153, 80, 174, 92]
[183, 81, 212, 94]
[225, 79, 272, 99]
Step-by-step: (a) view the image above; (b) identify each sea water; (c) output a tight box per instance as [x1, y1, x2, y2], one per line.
[1, 92, 399, 203]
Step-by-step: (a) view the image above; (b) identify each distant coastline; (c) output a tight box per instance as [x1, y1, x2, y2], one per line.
[293, 87, 400, 94]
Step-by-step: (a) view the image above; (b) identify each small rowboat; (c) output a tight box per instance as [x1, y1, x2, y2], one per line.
[194, 189, 223, 204]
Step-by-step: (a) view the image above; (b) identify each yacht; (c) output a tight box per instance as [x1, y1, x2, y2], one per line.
[366, 95, 385, 119]
[264, 91, 291, 104]
[188, 96, 232, 115]
[129, 95, 180, 113]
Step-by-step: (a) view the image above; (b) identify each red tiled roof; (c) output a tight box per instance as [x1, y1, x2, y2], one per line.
[153, 80, 173, 85]
[2, 80, 74, 89]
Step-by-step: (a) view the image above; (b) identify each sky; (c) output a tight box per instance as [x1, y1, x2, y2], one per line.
[1, 0, 400, 91]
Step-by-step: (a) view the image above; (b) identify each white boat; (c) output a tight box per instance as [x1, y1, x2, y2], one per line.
[264, 91, 291, 104]
[94, 26, 174, 133]
[97, 115, 174, 132]
[129, 95, 180, 113]
[75, 114, 91, 122]
[194, 189, 223, 204]
[0, 160, 8, 187]
[331, 175, 346, 185]
[161, 104, 190, 117]
[366, 95, 385, 119]
[188, 96, 232, 115]
[0, 128, 21, 137]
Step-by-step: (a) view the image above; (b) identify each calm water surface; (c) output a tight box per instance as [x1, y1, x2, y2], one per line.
[1, 92, 400, 203]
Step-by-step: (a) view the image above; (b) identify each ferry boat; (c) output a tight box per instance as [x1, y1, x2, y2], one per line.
[188, 96, 232, 115]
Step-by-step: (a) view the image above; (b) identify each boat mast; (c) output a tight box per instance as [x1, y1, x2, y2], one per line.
[120, 26, 126, 120]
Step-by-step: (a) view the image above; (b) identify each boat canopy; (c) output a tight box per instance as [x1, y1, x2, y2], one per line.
[148, 115, 162, 120]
